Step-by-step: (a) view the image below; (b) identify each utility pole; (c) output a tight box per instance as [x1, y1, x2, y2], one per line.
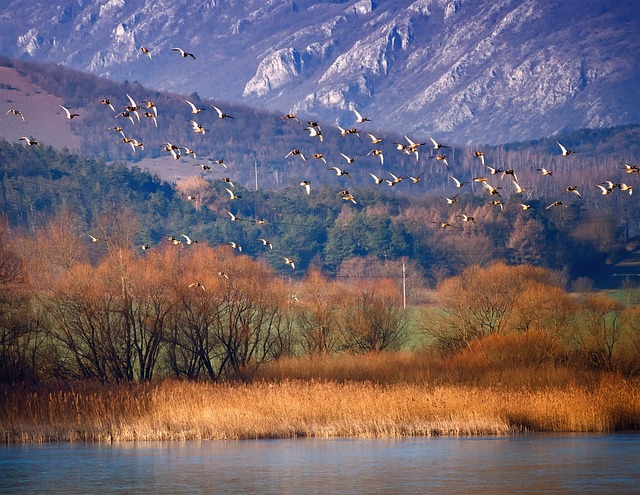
[402, 262, 406, 310]
[254, 160, 258, 191]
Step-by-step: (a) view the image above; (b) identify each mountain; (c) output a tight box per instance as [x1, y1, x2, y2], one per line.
[1, 0, 638, 145]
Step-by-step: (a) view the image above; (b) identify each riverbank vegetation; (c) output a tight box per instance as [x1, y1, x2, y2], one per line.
[1, 217, 640, 441]
[2, 362, 638, 442]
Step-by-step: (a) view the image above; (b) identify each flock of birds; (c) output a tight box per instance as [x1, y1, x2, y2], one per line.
[3, 44, 640, 287]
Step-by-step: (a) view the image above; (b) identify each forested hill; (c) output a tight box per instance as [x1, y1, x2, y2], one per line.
[1, 55, 639, 191]
[1, 56, 640, 286]
[2, 133, 640, 287]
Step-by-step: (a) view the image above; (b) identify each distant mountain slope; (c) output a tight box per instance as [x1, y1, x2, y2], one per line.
[1, 0, 638, 144]
[1, 56, 638, 194]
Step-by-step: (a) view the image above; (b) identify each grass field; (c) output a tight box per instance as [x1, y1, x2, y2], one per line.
[2, 354, 638, 443]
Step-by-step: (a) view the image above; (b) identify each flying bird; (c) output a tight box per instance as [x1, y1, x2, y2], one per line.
[340, 192, 358, 204]
[619, 183, 633, 195]
[185, 100, 205, 114]
[387, 172, 403, 186]
[339, 152, 357, 164]
[367, 149, 384, 165]
[164, 142, 181, 159]
[429, 136, 449, 150]
[283, 257, 296, 269]
[336, 124, 361, 140]
[351, 107, 371, 123]
[143, 111, 157, 127]
[188, 282, 206, 291]
[564, 186, 582, 198]
[450, 175, 466, 188]
[537, 167, 553, 176]
[305, 126, 323, 141]
[258, 238, 273, 249]
[181, 234, 197, 245]
[60, 105, 79, 120]
[602, 180, 620, 190]
[115, 111, 135, 126]
[210, 158, 228, 169]
[228, 241, 242, 251]
[189, 119, 207, 134]
[546, 201, 567, 209]
[285, 149, 306, 162]
[312, 153, 327, 164]
[98, 99, 115, 112]
[431, 154, 449, 169]
[172, 47, 196, 59]
[6, 109, 25, 122]
[108, 126, 125, 138]
[458, 214, 476, 223]
[280, 113, 301, 125]
[432, 221, 453, 229]
[220, 177, 235, 188]
[502, 169, 518, 182]
[329, 166, 351, 178]
[472, 151, 485, 166]
[125, 94, 141, 121]
[211, 105, 234, 119]
[225, 187, 241, 200]
[512, 181, 526, 194]
[370, 173, 384, 185]
[19, 136, 40, 147]
[482, 181, 501, 196]
[299, 180, 312, 195]
[182, 147, 196, 158]
[140, 47, 152, 59]
[557, 141, 575, 156]
[366, 133, 383, 144]
[443, 194, 459, 205]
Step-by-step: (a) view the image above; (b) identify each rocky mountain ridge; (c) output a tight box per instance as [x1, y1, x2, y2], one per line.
[1, 0, 639, 144]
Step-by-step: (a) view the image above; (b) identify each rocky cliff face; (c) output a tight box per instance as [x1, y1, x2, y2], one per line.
[1, 0, 638, 144]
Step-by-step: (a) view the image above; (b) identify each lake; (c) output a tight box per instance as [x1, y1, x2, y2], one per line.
[1, 434, 638, 494]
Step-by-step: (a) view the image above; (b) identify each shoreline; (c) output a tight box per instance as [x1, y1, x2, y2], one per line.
[2, 377, 639, 443]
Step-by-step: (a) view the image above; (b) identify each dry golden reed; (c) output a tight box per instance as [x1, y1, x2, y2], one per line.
[2, 372, 638, 443]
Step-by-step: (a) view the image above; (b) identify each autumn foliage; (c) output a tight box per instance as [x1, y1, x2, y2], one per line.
[1, 214, 640, 387]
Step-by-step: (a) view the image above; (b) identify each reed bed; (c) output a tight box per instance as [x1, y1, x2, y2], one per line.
[2, 374, 639, 443]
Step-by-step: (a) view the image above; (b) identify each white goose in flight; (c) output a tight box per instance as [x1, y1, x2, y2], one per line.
[60, 105, 80, 120]
[172, 47, 196, 59]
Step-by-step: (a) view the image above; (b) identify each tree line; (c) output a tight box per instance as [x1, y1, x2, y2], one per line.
[0, 212, 408, 384]
[1, 213, 639, 385]
[1, 139, 638, 284]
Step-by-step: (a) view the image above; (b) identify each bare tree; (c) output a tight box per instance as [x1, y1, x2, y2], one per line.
[211, 256, 290, 380]
[342, 280, 408, 353]
[294, 268, 347, 355]
[573, 295, 626, 371]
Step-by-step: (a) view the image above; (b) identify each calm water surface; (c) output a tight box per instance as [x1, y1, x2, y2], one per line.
[1, 434, 638, 494]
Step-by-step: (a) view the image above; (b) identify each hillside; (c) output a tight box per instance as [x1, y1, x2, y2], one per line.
[1, 56, 640, 287]
[0, 0, 638, 144]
